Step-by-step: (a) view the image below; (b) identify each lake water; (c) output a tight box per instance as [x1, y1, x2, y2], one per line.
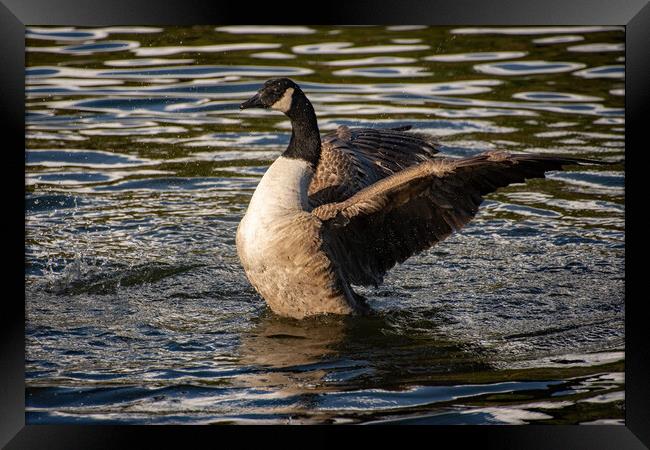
[25, 25, 625, 425]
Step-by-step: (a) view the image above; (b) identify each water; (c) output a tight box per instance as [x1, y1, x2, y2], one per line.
[25, 25, 625, 425]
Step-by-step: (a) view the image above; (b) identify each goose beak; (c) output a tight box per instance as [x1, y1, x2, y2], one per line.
[240, 93, 265, 109]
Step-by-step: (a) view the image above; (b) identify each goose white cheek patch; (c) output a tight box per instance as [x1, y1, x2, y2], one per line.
[271, 87, 294, 112]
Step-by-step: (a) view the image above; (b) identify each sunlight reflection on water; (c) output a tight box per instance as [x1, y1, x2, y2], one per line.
[25, 25, 624, 425]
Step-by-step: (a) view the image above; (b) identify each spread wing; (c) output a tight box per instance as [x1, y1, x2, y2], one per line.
[312, 151, 608, 287]
[308, 125, 439, 207]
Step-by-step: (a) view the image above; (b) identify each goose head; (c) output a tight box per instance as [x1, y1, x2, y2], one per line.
[240, 78, 302, 114]
[240, 78, 321, 168]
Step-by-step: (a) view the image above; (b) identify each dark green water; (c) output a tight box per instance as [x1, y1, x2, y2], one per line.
[25, 25, 624, 424]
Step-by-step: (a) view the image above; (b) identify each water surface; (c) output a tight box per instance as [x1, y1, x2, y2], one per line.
[26, 25, 624, 425]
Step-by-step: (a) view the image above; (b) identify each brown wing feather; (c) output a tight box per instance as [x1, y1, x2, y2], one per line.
[308, 125, 439, 207]
[313, 151, 608, 287]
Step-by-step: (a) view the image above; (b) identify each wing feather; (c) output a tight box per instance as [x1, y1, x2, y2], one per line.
[308, 125, 439, 207]
[313, 151, 609, 286]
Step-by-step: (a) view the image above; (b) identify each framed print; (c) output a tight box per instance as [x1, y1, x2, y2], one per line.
[2, 0, 648, 447]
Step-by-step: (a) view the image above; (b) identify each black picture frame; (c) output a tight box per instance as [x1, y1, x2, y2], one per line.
[2, 0, 647, 448]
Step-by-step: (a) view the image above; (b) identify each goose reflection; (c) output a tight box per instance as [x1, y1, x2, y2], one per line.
[234, 312, 352, 405]
[236, 308, 494, 395]
[238, 312, 348, 369]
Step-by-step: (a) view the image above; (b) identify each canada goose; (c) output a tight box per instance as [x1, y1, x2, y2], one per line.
[237, 77, 609, 319]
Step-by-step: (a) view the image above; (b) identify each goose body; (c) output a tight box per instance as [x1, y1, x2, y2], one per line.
[236, 78, 608, 319]
[236, 157, 361, 317]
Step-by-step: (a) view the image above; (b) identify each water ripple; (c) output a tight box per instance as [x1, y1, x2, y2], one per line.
[104, 58, 194, 67]
[133, 43, 281, 57]
[332, 66, 432, 78]
[474, 60, 586, 76]
[573, 66, 624, 79]
[532, 35, 585, 44]
[424, 51, 527, 62]
[567, 43, 624, 53]
[322, 56, 417, 66]
[320, 381, 560, 411]
[26, 149, 151, 168]
[250, 52, 296, 60]
[28, 41, 139, 54]
[216, 26, 316, 35]
[512, 91, 602, 102]
[292, 42, 430, 55]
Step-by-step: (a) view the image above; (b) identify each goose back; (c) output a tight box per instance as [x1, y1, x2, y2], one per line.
[308, 125, 439, 207]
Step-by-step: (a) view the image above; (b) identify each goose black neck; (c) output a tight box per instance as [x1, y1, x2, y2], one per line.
[283, 92, 321, 170]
